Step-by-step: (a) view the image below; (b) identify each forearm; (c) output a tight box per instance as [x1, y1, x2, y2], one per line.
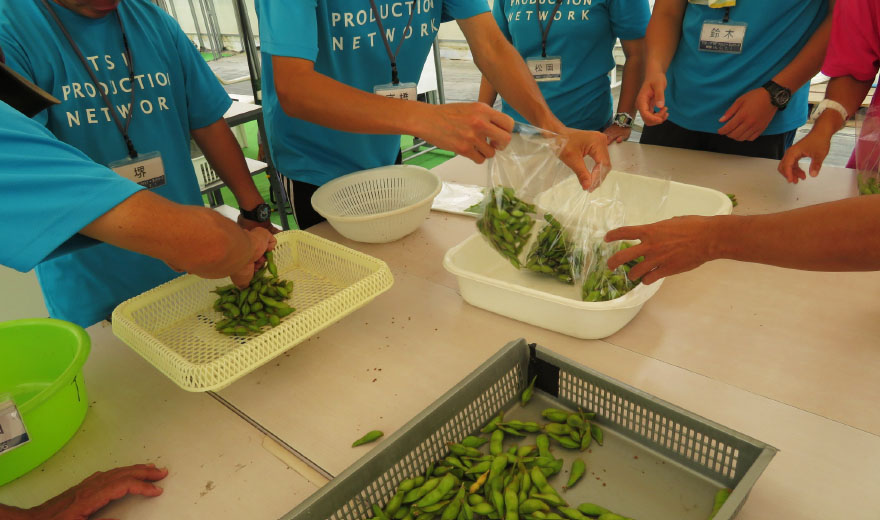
[0, 505, 29, 520]
[191, 119, 264, 210]
[807, 76, 872, 141]
[616, 43, 645, 116]
[772, 3, 834, 91]
[80, 191, 254, 278]
[461, 14, 563, 132]
[272, 56, 431, 137]
[712, 196, 880, 271]
[478, 75, 499, 107]
[643, 0, 685, 75]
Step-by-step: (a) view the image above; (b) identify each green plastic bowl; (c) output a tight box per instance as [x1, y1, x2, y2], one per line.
[0, 319, 90, 486]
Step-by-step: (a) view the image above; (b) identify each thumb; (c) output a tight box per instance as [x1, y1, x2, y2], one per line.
[652, 82, 665, 109]
[809, 155, 824, 177]
[719, 99, 740, 123]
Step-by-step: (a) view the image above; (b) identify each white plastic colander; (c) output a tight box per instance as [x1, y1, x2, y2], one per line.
[311, 165, 442, 243]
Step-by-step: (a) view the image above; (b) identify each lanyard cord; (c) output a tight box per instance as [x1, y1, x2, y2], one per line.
[723, 6, 731, 23]
[368, 0, 416, 85]
[536, 0, 563, 58]
[40, 0, 138, 158]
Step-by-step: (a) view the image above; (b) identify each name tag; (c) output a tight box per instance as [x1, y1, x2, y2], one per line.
[699, 21, 747, 54]
[0, 399, 29, 455]
[109, 151, 166, 189]
[527, 57, 562, 82]
[374, 82, 418, 101]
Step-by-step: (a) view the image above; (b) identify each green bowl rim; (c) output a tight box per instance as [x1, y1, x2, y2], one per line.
[0, 318, 91, 414]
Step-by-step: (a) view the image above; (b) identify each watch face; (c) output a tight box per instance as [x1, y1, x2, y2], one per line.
[615, 113, 632, 126]
[256, 204, 270, 221]
[775, 90, 791, 106]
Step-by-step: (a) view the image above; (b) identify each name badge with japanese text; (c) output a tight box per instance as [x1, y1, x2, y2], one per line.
[109, 151, 166, 189]
[527, 56, 562, 82]
[699, 21, 747, 54]
[374, 82, 418, 101]
[0, 399, 29, 455]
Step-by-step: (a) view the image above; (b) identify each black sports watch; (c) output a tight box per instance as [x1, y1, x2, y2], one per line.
[240, 203, 271, 223]
[762, 81, 792, 111]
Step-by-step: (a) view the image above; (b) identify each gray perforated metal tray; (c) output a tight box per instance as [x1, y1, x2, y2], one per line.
[281, 339, 776, 520]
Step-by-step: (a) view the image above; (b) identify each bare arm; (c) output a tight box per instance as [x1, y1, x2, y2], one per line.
[190, 118, 267, 219]
[770, 0, 836, 93]
[461, 13, 562, 132]
[271, 55, 513, 164]
[80, 190, 274, 285]
[778, 75, 873, 181]
[606, 196, 880, 284]
[604, 37, 646, 143]
[478, 75, 499, 107]
[636, 0, 687, 125]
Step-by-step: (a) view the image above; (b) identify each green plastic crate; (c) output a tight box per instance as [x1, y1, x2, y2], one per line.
[282, 339, 776, 520]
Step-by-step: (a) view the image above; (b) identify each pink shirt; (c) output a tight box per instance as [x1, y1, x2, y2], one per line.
[821, 0, 880, 168]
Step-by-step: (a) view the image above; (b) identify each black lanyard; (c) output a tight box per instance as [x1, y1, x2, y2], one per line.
[536, 0, 563, 58]
[723, 6, 731, 23]
[40, 0, 138, 158]
[368, 0, 416, 85]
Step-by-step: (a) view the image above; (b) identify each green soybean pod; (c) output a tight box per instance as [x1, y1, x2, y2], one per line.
[432, 465, 451, 477]
[579, 430, 592, 451]
[489, 429, 504, 456]
[541, 409, 570, 423]
[504, 486, 519, 520]
[372, 503, 391, 520]
[461, 435, 488, 449]
[416, 473, 457, 508]
[521, 375, 537, 406]
[548, 433, 579, 450]
[596, 514, 628, 520]
[385, 491, 405, 516]
[472, 502, 494, 515]
[393, 507, 410, 520]
[266, 251, 278, 278]
[481, 412, 504, 434]
[565, 459, 586, 489]
[398, 479, 417, 493]
[708, 488, 732, 519]
[403, 477, 440, 503]
[544, 423, 572, 436]
[589, 424, 604, 446]
[536, 434, 551, 458]
[577, 503, 612, 517]
[439, 495, 462, 520]
[566, 414, 584, 429]
[519, 499, 549, 515]
[529, 493, 566, 509]
[464, 461, 491, 475]
[557, 507, 588, 520]
[420, 500, 451, 514]
[352, 430, 384, 447]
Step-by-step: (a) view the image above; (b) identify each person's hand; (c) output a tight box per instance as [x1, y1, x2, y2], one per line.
[237, 214, 279, 235]
[636, 71, 668, 126]
[20, 464, 168, 520]
[603, 123, 632, 144]
[423, 103, 515, 164]
[777, 129, 831, 183]
[231, 227, 277, 288]
[557, 128, 612, 191]
[604, 215, 720, 284]
[717, 88, 777, 142]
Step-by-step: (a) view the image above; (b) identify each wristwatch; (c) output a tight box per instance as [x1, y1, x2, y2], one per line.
[612, 112, 634, 128]
[762, 81, 792, 111]
[810, 99, 849, 124]
[240, 203, 271, 223]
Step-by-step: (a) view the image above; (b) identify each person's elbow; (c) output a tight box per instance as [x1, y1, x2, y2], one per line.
[272, 56, 315, 119]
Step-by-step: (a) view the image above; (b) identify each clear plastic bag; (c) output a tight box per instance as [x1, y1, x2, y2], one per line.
[476, 123, 573, 268]
[855, 104, 880, 195]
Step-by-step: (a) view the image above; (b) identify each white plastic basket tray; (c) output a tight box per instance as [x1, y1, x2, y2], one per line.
[112, 231, 394, 391]
[444, 171, 732, 339]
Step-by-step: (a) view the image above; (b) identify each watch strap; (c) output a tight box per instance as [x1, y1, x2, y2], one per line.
[810, 99, 848, 125]
[762, 80, 791, 110]
[240, 203, 270, 222]
[613, 112, 634, 128]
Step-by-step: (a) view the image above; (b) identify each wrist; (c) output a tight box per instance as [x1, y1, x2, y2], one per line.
[708, 215, 741, 261]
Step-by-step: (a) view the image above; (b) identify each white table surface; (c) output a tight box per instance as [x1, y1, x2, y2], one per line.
[213, 143, 880, 519]
[0, 323, 317, 519]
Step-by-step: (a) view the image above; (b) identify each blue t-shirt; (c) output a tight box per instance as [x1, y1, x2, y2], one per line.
[665, 0, 828, 135]
[255, 0, 489, 186]
[493, 0, 649, 131]
[0, 0, 232, 327]
[0, 101, 143, 273]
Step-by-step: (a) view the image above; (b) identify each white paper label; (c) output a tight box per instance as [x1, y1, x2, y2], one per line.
[699, 21, 747, 53]
[527, 57, 562, 82]
[110, 151, 166, 189]
[0, 400, 29, 455]
[373, 82, 418, 101]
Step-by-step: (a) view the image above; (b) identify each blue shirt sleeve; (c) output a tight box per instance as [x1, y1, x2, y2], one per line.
[161, 8, 232, 130]
[0, 102, 143, 272]
[442, 0, 491, 23]
[0, 29, 50, 126]
[255, 0, 319, 60]
[492, 0, 511, 40]
[608, 0, 650, 41]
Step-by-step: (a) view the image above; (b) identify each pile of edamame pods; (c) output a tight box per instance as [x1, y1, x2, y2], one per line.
[476, 187, 537, 269]
[581, 243, 643, 303]
[211, 251, 295, 336]
[858, 175, 880, 195]
[525, 214, 577, 285]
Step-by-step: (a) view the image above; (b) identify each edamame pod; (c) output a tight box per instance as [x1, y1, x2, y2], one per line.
[490, 429, 504, 456]
[565, 459, 585, 489]
[577, 503, 612, 517]
[519, 499, 549, 515]
[708, 488, 732, 519]
[589, 423, 604, 446]
[521, 375, 537, 406]
[403, 477, 440, 503]
[461, 436, 488, 449]
[416, 474, 457, 508]
[541, 409, 570, 423]
[557, 507, 588, 520]
[352, 430, 384, 447]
